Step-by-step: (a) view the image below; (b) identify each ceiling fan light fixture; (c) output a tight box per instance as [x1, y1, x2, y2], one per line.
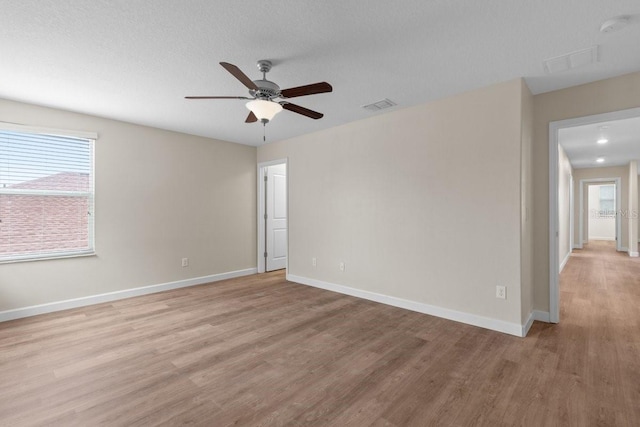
[246, 99, 282, 123]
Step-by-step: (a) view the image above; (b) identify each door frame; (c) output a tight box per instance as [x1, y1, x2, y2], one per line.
[549, 106, 640, 324]
[569, 174, 574, 252]
[257, 158, 288, 273]
[578, 178, 621, 250]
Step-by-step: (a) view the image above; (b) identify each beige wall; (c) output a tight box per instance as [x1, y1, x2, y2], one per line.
[5, 69, 640, 327]
[572, 166, 628, 248]
[259, 79, 526, 326]
[532, 72, 640, 313]
[0, 98, 256, 311]
[558, 145, 573, 266]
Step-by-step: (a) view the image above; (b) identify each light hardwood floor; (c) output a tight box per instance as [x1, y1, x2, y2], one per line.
[1, 243, 639, 426]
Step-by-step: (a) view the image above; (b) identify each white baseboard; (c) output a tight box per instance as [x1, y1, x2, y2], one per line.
[522, 310, 551, 336]
[533, 310, 550, 322]
[588, 237, 616, 241]
[287, 274, 526, 337]
[559, 251, 571, 273]
[572, 244, 582, 249]
[629, 251, 639, 257]
[522, 312, 536, 337]
[0, 268, 257, 323]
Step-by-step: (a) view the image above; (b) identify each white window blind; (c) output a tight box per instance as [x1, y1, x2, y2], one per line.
[0, 126, 95, 262]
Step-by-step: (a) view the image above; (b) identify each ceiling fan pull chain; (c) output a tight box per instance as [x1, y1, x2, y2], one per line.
[263, 122, 266, 142]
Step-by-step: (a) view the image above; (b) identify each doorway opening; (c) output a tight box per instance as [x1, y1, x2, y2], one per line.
[549, 108, 640, 323]
[583, 181, 620, 247]
[257, 159, 288, 273]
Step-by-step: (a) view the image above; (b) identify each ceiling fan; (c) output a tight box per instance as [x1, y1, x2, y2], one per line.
[186, 60, 333, 125]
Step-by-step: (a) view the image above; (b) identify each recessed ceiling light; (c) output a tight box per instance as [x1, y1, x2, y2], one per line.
[596, 157, 605, 163]
[597, 138, 609, 144]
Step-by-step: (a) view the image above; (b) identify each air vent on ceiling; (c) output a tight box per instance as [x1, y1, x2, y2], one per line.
[362, 98, 397, 112]
[543, 46, 599, 74]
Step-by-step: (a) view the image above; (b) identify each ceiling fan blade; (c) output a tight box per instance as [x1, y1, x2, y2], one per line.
[282, 103, 324, 120]
[185, 96, 251, 99]
[245, 111, 258, 123]
[280, 82, 332, 98]
[220, 62, 259, 90]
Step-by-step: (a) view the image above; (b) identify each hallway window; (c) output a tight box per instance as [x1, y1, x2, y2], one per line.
[599, 185, 615, 217]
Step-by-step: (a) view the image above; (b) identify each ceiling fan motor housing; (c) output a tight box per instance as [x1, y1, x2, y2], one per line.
[250, 79, 281, 100]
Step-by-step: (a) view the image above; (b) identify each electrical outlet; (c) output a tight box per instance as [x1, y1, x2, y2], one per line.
[496, 285, 506, 299]
[339, 262, 345, 272]
[181, 258, 189, 267]
[312, 257, 317, 267]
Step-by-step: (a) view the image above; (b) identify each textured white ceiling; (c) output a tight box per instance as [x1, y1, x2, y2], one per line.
[1, 1, 639, 146]
[559, 115, 640, 170]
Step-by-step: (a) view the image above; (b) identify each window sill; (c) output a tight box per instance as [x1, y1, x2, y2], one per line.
[0, 251, 97, 265]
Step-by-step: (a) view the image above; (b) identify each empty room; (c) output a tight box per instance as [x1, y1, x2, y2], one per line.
[1, 1, 640, 426]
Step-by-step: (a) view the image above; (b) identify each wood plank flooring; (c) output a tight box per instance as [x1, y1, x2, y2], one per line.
[1, 242, 639, 426]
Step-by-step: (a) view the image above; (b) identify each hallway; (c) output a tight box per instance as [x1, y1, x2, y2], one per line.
[561, 241, 640, 323]
[551, 240, 640, 423]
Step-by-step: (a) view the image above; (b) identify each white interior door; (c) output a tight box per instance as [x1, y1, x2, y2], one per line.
[266, 164, 287, 271]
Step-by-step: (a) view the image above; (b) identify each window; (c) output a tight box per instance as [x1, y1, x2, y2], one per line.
[0, 124, 96, 262]
[599, 184, 615, 217]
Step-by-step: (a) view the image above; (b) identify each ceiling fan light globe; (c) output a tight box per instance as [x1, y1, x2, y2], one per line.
[246, 100, 282, 122]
